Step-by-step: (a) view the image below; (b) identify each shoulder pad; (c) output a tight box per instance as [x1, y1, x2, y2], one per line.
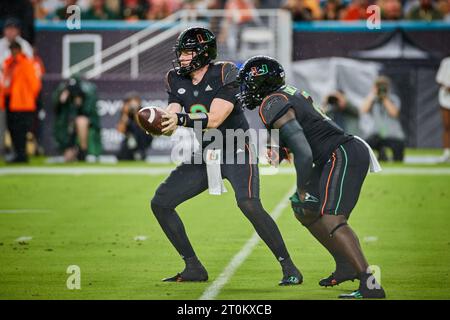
[259, 93, 290, 127]
[215, 61, 238, 86]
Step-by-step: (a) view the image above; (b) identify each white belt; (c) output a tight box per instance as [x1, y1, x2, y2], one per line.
[354, 136, 382, 173]
[205, 149, 227, 195]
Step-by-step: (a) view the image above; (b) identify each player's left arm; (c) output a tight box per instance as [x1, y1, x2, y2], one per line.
[273, 109, 313, 200]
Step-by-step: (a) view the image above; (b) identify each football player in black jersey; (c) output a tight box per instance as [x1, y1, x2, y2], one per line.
[150, 27, 302, 285]
[236, 56, 386, 299]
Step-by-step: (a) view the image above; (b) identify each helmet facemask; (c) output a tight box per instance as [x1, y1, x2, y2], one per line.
[173, 46, 210, 76]
[236, 75, 264, 110]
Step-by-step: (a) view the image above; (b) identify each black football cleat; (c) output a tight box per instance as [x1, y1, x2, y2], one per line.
[279, 269, 303, 286]
[162, 265, 208, 282]
[279, 275, 303, 286]
[338, 287, 386, 299]
[339, 272, 386, 299]
[319, 272, 358, 287]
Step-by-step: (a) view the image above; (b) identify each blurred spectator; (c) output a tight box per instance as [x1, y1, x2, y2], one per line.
[54, 0, 79, 20]
[259, 0, 285, 8]
[323, 90, 360, 135]
[205, 0, 227, 9]
[341, 0, 370, 20]
[223, 0, 256, 23]
[0, 18, 34, 158]
[0, 41, 41, 163]
[282, 0, 314, 20]
[302, 0, 323, 19]
[116, 92, 152, 160]
[82, 0, 120, 20]
[204, 0, 228, 31]
[378, 0, 403, 20]
[322, 0, 345, 20]
[120, 0, 146, 20]
[0, 0, 35, 44]
[0, 18, 33, 66]
[403, 0, 419, 15]
[361, 76, 405, 162]
[52, 75, 102, 162]
[31, 0, 49, 20]
[146, 0, 181, 20]
[436, 56, 450, 162]
[218, 0, 257, 56]
[436, 0, 450, 20]
[406, 0, 443, 20]
[105, 0, 121, 14]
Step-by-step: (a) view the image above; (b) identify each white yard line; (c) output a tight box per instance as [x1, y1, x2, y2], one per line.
[1, 166, 450, 176]
[0, 209, 52, 214]
[199, 185, 297, 301]
[0, 167, 173, 175]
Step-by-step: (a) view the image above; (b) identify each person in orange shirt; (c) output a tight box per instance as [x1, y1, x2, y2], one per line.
[342, 0, 370, 20]
[0, 41, 41, 163]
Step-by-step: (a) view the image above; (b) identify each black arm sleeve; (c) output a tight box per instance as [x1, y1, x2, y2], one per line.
[214, 62, 239, 104]
[279, 119, 313, 191]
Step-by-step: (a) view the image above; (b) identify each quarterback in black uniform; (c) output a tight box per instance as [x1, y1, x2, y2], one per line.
[150, 27, 302, 285]
[236, 56, 386, 299]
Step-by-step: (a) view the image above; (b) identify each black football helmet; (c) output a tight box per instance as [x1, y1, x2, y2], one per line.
[173, 27, 217, 76]
[236, 56, 285, 110]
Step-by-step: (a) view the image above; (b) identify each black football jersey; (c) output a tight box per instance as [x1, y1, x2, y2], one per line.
[165, 61, 249, 149]
[259, 85, 353, 166]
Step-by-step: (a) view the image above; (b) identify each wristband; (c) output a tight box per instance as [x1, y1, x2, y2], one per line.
[176, 112, 209, 129]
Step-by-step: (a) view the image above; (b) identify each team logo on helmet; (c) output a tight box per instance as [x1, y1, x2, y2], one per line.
[250, 64, 269, 77]
[196, 33, 211, 43]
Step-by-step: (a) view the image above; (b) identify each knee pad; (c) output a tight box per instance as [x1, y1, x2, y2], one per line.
[295, 208, 321, 227]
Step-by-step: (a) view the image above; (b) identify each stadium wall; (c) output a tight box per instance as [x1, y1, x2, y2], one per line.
[36, 21, 450, 155]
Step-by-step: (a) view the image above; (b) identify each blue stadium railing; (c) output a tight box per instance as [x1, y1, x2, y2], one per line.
[35, 20, 450, 32]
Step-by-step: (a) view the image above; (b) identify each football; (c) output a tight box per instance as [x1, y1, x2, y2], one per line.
[136, 106, 166, 135]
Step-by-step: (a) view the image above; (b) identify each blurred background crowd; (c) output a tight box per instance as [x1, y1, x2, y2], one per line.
[19, 0, 450, 23]
[0, 0, 449, 164]
[22, 0, 450, 21]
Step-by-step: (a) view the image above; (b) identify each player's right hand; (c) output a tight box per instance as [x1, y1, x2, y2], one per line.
[266, 145, 291, 167]
[266, 146, 280, 167]
[161, 113, 178, 133]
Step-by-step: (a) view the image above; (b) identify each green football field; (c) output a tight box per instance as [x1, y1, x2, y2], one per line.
[1, 157, 450, 300]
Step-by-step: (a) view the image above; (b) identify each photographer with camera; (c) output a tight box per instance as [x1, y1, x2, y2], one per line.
[116, 92, 152, 160]
[323, 90, 360, 135]
[53, 75, 101, 162]
[361, 75, 405, 162]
